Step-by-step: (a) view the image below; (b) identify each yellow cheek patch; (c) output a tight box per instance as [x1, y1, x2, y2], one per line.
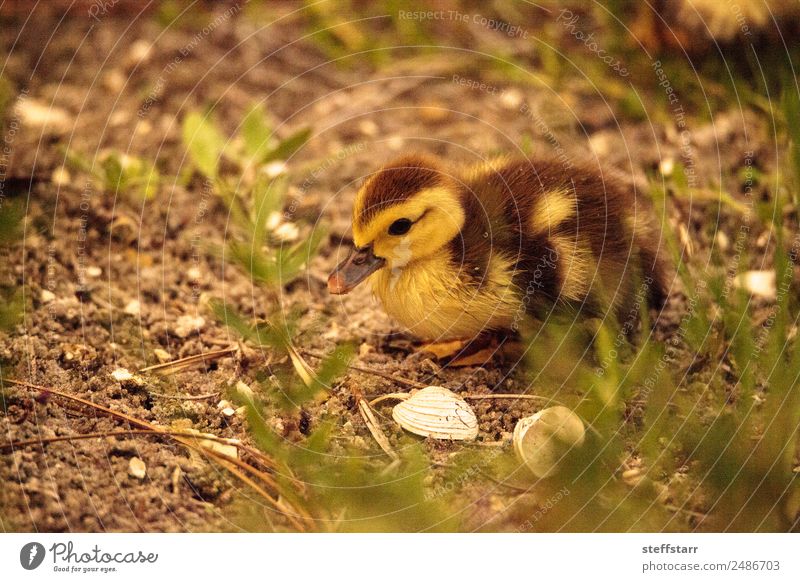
[550, 234, 593, 302]
[351, 187, 465, 250]
[530, 188, 576, 235]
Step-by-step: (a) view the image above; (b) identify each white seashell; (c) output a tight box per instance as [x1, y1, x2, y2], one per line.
[513, 406, 585, 478]
[391, 386, 478, 441]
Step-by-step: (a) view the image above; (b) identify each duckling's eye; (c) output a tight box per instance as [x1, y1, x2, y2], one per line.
[388, 218, 412, 236]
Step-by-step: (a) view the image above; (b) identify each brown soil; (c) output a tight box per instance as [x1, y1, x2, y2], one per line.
[0, 3, 790, 532]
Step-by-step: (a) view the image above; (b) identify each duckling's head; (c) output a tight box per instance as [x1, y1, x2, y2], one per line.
[328, 155, 465, 294]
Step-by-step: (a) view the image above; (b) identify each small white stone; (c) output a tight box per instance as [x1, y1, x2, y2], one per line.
[266, 211, 282, 231]
[124, 299, 141, 315]
[128, 457, 147, 479]
[500, 88, 523, 109]
[174, 315, 205, 338]
[222, 407, 236, 417]
[17, 99, 70, 131]
[41, 289, 56, 303]
[659, 158, 675, 177]
[358, 120, 379, 136]
[109, 110, 129, 127]
[273, 222, 300, 242]
[103, 69, 126, 93]
[51, 167, 71, 186]
[111, 368, 145, 386]
[111, 368, 134, 382]
[86, 266, 102, 278]
[217, 399, 231, 410]
[263, 161, 287, 178]
[127, 39, 152, 65]
[135, 119, 152, 136]
[735, 270, 776, 299]
[387, 136, 404, 151]
[715, 231, 730, 252]
[186, 267, 201, 281]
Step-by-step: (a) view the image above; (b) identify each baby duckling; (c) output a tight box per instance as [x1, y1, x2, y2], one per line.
[328, 154, 670, 341]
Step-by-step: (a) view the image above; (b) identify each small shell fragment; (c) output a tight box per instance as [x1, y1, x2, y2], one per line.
[513, 406, 586, 478]
[391, 386, 478, 441]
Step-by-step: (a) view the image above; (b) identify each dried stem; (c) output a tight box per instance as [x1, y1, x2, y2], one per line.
[2, 377, 309, 528]
[300, 349, 426, 389]
[148, 391, 221, 401]
[357, 398, 400, 463]
[139, 346, 238, 375]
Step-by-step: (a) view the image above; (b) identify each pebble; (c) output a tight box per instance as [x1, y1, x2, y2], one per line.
[17, 99, 70, 131]
[263, 161, 287, 178]
[111, 368, 134, 382]
[124, 299, 141, 315]
[266, 211, 282, 230]
[174, 315, 205, 338]
[153, 348, 172, 363]
[500, 88, 523, 109]
[387, 136, 404, 150]
[186, 266, 201, 281]
[715, 231, 730, 252]
[111, 368, 145, 387]
[128, 457, 147, 479]
[40, 289, 56, 303]
[659, 157, 675, 177]
[735, 270, 776, 299]
[126, 39, 152, 66]
[358, 119, 378, 136]
[51, 167, 71, 186]
[273, 222, 300, 242]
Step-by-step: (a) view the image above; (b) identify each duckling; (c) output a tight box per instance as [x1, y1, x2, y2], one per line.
[328, 154, 670, 341]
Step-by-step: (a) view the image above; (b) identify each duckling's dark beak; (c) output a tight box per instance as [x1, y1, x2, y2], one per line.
[328, 245, 385, 294]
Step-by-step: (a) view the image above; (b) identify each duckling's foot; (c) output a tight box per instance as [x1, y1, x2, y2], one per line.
[417, 339, 469, 360]
[418, 332, 522, 367]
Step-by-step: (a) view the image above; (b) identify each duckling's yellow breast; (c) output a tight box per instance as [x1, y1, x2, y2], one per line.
[369, 250, 521, 340]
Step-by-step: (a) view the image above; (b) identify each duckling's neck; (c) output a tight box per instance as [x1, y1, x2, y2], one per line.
[377, 243, 452, 288]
